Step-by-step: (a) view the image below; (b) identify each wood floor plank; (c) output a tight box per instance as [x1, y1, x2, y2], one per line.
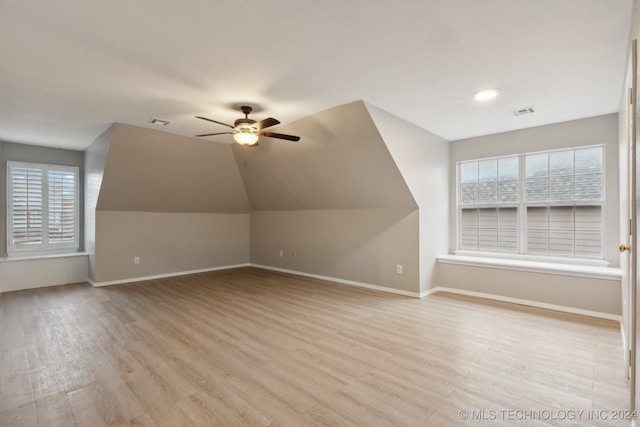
[30, 364, 67, 399]
[0, 402, 39, 427]
[68, 378, 145, 427]
[1, 293, 26, 351]
[117, 413, 159, 427]
[176, 391, 271, 427]
[0, 368, 35, 412]
[1, 346, 29, 376]
[301, 402, 360, 427]
[35, 391, 78, 427]
[0, 267, 630, 426]
[124, 370, 197, 427]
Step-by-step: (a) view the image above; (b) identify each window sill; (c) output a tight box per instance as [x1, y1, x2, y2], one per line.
[1, 252, 89, 263]
[437, 254, 621, 281]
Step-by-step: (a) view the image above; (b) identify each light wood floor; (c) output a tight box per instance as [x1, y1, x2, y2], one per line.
[0, 267, 629, 426]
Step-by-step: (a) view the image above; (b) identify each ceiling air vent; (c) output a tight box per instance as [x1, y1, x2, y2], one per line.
[149, 118, 171, 126]
[512, 107, 535, 116]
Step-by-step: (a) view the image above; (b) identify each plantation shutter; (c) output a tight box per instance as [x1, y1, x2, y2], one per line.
[10, 166, 44, 246]
[47, 170, 77, 243]
[8, 162, 79, 254]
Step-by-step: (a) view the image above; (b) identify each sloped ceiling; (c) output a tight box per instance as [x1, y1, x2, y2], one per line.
[97, 123, 250, 213]
[233, 101, 417, 211]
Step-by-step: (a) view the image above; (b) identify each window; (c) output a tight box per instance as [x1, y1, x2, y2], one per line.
[457, 145, 604, 259]
[7, 161, 79, 255]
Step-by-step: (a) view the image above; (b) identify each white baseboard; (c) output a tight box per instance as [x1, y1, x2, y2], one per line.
[420, 288, 440, 298]
[429, 286, 621, 322]
[89, 263, 251, 287]
[87, 263, 620, 322]
[248, 265, 619, 321]
[250, 264, 423, 298]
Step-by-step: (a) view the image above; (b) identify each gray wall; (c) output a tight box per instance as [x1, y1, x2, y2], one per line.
[1, 141, 85, 257]
[98, 123, 250, 213]
[85, 126, 113, 281]
[251, 209, 419, 292]
[241, 101, 422, 292]
[92, 123, 250, 283]
[435, 262, 621, 315]
[95, 211, 249, 283]
[82, 105, 425, 289]
[366, 103, 450, 292]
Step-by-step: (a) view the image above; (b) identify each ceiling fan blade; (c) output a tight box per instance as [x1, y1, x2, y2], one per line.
[260, 131, 300, 141]
[195, 132, 234, 137]
[195, 116, 235, 129]
[254, 117, 280, 130]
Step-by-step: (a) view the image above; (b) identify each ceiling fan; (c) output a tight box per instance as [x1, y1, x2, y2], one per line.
[195, 105, 300, 147]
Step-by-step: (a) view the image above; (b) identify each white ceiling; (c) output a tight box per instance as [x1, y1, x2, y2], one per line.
[0, 0, 633, 150]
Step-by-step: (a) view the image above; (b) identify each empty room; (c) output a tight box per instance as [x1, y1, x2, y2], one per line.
[1, 1, 639, 426]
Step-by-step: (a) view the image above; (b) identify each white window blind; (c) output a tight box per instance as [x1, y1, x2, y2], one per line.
[524, 146, 603, 257]
[459, 156, 519, 253]
[8, 162, 79, 254]
[457, 145, 604, 260]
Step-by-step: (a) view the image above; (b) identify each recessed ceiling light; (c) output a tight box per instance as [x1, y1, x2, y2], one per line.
[473, 88, 500, 101]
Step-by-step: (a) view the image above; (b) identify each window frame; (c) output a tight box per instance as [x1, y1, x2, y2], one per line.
[455, 144, 605, 263]
[7, 161, 80, 256]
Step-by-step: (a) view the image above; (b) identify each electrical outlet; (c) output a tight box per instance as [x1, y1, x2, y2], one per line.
[293, 250, 297, 259]
[134, 256, 140, 265]
[279, 250, 284, 258]
[396, 264, 403, 274]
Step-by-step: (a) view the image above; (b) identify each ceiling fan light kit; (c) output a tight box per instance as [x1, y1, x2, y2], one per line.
[234, 127, 259, 145]
[195, 105, 300, 146]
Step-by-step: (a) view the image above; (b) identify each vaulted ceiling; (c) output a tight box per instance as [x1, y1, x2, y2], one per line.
[0, 0, 633, 150]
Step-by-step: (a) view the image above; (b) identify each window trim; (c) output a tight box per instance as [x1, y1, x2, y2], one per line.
[438, 254, 615, 280]
[455, 144, 605, 261]
[452, 250, 610, 268]
[7, 161, 80, 256]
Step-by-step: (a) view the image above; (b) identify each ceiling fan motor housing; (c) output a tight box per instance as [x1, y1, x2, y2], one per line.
[234, 118, 256, 129]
